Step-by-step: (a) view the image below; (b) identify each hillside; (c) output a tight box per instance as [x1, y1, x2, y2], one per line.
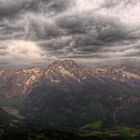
[0, 60, 140, 139]
[20, 60, 140, 130]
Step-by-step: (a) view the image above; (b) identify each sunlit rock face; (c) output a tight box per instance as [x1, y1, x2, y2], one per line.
[94, 64, 140, 88]
[44, 60, 95, 86]
[0, 60, 140, 97]
[0, 67, 44, 97]
[19, 60, 140, 129]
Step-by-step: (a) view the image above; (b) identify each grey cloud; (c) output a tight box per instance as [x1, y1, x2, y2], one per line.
[26, 0, 74, 14]
[0, 0, 74, 41]
[56, 15, 88, 34]
[37, 13, 130, 58]
[0, 18, 26, 40]
[0, 0, 140, 66]
[27, 18, 60, 40]
[0, 0, 131, 43]
[0, 0, 73, 18]
[102, 0, 139, 8]
[0, 0, 26, 17]
[56, 13, 129, 41]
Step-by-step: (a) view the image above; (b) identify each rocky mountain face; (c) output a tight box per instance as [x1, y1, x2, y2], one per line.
[44, 60, 94, 84]
[0, 60, 140, 139]
[18, 60, 140, 129]
[0, 60, 140, 98]
[0, 60, 102, 97]
[40, 60, 105, 92]
[0, 67, 43, 97]
[94, 64, 140, 88]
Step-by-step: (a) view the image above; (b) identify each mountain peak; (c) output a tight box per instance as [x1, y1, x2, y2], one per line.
[95, 64, 140, 82]
[44, 60, 93, 84]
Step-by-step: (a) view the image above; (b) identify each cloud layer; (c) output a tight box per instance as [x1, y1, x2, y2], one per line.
[0, 0, 140, 66]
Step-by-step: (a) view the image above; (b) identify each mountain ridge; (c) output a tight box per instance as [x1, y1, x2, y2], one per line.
[19, 60, 140, 129]
[0, 59, 140, 97]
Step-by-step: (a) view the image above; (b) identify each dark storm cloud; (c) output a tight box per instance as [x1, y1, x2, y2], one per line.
[38, 14, 133, 58]
[102, 0, 139, 8]
[0, 0, 23, 17]
[0, 0, 140, 65]
[0, 0, 73, 17]
[0, 0, 74, 40]
[56, 13, 126, 38]
[27, 0, 74, 13]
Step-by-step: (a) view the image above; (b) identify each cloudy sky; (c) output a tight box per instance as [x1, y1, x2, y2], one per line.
[0, 0, 140, 66]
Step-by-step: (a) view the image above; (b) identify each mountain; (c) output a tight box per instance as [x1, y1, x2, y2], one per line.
[19, 60, 140, 129]
[94, 64, 140, 88]
[0, 60, 140, 139]
[39, 60, 106, 92]
[0, 67, 43, 97]
[0, 60, 140, 98]
[44, 60, 94, 84]
[0, 60, 96, 97]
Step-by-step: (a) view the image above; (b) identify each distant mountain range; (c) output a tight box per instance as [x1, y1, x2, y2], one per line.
[0, 67, 43, 97]
[17, 60, 140, 129]
[0, 60, 140, 139]
[0, 60, 140, 97]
